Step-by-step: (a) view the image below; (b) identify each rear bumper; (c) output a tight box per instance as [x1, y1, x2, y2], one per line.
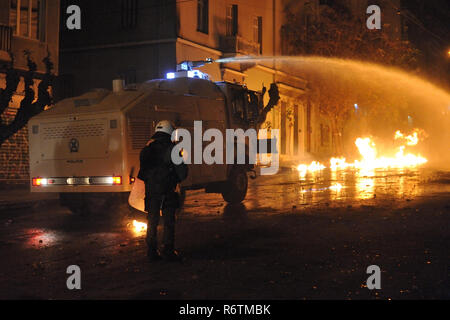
[31, 186, 131, 193]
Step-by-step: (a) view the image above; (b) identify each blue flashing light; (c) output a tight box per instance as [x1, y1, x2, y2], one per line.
[354, 103, 359, 110]
[166, 70, 209, 80]
[188, 70, 203, 78]
[180, 62, 189, 71]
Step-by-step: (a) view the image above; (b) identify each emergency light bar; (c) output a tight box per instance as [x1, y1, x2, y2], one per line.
[166, 59, 213, 80]
[166, 70, 209, 80]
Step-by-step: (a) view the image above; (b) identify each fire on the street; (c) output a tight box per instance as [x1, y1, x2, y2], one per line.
[132, 220, 147, 233]
[297, 129, 428, 175]
[132, 130, 428, 233]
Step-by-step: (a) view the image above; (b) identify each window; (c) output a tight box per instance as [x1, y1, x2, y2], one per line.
[231, 89, 246, 122]
[245, 91, 260, 122]
[320, 124, 330, 147]
[10, 1, 17, 35]
[226, 5, 238, 36]
[253, 16, 262, 54]
[121, 0, 138, 29]
[197, 0, 209, 34]
[124, 68, 137, 85]
[10, 0, 46, 40]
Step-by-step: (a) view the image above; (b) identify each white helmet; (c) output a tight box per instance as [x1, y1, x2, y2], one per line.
[155, 120, 175, 135]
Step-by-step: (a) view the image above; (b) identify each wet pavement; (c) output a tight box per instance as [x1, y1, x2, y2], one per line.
[185, 167, 450, 215]
[0, 168, 449, 299]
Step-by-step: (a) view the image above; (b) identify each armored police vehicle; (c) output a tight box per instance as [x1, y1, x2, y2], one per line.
[28, 60, 279, 214]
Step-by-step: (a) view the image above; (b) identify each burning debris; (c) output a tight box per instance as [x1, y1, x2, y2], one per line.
[132, 220, 147, 234]
[297, 129, 428, 175]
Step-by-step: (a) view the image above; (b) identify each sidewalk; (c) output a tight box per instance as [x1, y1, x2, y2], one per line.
[0, 186, 59, 211]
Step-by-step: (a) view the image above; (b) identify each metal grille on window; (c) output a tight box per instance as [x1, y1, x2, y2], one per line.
[122, 0, 138, 29]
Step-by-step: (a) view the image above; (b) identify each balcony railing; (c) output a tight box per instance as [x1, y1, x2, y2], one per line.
[220, 35, 261, 56]
[0, 24, 12, 53]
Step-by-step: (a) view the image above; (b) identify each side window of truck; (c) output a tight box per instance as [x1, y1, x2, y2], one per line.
[246, 91, 259, 122]
[231, 90, 247, 122]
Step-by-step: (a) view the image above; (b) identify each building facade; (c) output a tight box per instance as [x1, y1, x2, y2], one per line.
[0, 0, 60, 184]
[59, 0, 318, 166]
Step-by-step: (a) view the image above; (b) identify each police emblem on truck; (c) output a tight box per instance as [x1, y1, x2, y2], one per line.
[69, 138, 80, 153]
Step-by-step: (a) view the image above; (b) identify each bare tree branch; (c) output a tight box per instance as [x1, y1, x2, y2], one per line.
[0, 50, 54, 146]
[0, 52, 20, 121]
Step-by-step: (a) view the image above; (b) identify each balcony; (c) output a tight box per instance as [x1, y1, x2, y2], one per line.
[220, 35, 261, 56]
[0, 24, 12, 61]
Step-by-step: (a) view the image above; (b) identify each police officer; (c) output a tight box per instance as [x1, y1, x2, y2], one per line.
[138, 120, 188, 262]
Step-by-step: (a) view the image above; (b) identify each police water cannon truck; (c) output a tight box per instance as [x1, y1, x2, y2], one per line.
[28, 59, 280, 214]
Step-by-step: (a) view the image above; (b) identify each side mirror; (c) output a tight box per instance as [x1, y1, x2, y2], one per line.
[268, 83, 280, 106]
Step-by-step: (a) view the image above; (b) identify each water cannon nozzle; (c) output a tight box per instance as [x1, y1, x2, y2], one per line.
[177, 59, 214, 71]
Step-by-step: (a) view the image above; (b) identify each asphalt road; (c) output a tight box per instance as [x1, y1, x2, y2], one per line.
[0, 168, 449, 299]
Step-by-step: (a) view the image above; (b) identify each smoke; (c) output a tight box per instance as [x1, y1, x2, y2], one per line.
[215, 56, 450, 168]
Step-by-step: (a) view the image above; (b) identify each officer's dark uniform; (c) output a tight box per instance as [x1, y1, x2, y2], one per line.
[138, 131, 188, 261]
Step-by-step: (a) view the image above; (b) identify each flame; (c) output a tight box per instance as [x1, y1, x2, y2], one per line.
[329, 183, 343, 191]
[394, 130, 403, 140]
[297, 129, 428, 174]
[132, 220, 147, 233]
[330, 157, 352, 170]
[297, 161, 326, 177]
[395, 129, 419, 146]
[356, 177, 375, 200]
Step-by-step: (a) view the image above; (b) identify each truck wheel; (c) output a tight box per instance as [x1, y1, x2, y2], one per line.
[85, 195, 118, 215]
[221, 167, 248, 204]
[59, 193, 87, 215]
[60, 193, 122, 215]
[179, 189, 186, 208]
[65, 202, 86, 215]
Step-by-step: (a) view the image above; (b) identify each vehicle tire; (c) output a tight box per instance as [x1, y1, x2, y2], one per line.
[179, 188, 186, 208]
[60, 193, 88, 215]
[221, 167, 248, 204]
[85, 194, 119, 215]
[60, 193, 123, 215]
[65, 201, 86, 215]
